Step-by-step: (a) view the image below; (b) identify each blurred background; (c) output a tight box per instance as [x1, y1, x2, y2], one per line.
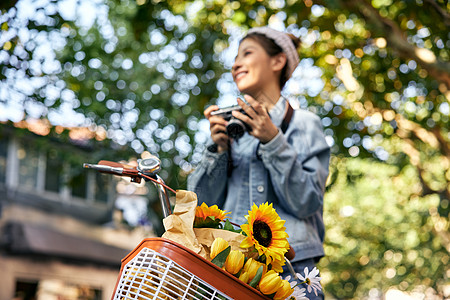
[0, 0, 448, 299]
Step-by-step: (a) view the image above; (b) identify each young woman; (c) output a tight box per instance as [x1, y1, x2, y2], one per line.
[188, 26, 330, 299]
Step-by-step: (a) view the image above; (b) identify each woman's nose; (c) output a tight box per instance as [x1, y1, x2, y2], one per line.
[231, 59, 241, 72]
[232, 57, 242, 72]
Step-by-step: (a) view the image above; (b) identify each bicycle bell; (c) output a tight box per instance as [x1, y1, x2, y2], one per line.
[138, 155, 161, 176]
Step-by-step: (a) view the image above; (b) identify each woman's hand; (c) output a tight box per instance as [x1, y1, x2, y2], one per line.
[232, 95, 279, 144]
[204, 105, 230, 153]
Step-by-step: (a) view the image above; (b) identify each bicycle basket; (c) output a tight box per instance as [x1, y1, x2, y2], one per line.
[112, 238, 268, 300]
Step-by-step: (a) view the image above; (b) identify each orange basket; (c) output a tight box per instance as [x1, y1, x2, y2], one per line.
[112, 238, 268, 300]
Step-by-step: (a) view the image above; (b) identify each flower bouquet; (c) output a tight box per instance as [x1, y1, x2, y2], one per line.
[161, 191, 322, 300]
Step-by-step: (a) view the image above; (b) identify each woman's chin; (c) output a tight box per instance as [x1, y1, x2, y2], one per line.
[236, 84, 256, 97]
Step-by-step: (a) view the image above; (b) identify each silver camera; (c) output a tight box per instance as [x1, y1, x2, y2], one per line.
[211, 105, 251, 139]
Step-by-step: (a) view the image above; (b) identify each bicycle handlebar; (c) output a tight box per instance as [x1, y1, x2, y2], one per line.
[83, 158, 173, 217]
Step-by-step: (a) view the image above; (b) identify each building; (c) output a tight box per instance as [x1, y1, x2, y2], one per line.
[0, 122, 154, 300]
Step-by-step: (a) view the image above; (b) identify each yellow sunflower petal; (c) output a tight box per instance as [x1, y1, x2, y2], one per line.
[195, 202, 230, 221]
[239, 202, 290, 267]
[240, 237, 255, 249]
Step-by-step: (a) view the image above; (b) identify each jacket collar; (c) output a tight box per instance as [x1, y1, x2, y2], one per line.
[268, 96, 287, 127]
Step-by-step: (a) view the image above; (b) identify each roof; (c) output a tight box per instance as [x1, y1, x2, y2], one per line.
[12, 119, 107, 141]
[1, 222, 131, 267]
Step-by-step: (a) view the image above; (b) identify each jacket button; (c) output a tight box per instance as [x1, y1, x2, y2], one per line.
[257, 185, 264, 193]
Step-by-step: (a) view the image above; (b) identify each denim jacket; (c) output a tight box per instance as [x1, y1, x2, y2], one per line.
[187, 97, 330, 262]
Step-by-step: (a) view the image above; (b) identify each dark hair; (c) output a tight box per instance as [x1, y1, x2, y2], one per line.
[242, 33, 300, 89]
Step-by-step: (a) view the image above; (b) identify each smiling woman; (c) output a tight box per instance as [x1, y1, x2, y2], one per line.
[188, 26, 330, 300]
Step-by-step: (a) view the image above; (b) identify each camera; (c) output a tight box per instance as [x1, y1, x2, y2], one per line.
[211, 105, 251, 139]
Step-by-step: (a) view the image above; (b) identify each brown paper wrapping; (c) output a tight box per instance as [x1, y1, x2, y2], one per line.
[161, 190, 204, 256]
[194, 228, 258, 261]
[161, 190, 256, 261]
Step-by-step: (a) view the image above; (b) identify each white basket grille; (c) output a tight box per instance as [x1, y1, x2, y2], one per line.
[113, 247, 232, 300]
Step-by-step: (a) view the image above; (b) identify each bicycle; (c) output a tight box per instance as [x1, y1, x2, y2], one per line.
[84, 156, 270, 300]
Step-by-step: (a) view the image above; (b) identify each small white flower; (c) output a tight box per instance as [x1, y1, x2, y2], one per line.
[296, 267, 322, 296]
[286, 287, 308, 300]
[284, 275, 298, 288]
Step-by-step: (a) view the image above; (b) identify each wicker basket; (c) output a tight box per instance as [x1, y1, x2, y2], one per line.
[112, 238, 268, 300]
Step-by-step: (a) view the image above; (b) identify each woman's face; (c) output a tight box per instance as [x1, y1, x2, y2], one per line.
[231, 38, 276, 97]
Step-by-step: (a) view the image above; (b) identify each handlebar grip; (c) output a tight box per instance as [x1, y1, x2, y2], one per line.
[84, 161, 140, 178]
[83, 163, 123, 175]
[98, 160, 136, 170]
[97, 160, 139, 177]
[285, 245, 296, 261]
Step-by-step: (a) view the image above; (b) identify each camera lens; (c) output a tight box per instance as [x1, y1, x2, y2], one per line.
[226, 119, 246, 139]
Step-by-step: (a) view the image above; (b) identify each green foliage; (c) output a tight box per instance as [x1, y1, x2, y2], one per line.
[193, 215, 222, 228]
[2, 0, 448, 192]
[320, 157, 448, 298]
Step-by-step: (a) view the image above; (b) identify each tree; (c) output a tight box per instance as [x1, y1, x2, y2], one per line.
[323, 157, 448, 298]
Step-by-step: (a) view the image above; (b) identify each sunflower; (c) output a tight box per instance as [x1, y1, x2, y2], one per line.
[240, 203, 289, 266]
[194, 203, 230, 228]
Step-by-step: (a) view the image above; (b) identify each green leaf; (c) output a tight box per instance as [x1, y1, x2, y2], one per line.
[194, 216, 222, 229]
[235, 269, 242, 278]
[211, 246, 231, 268]
[248, 265, 264, 288]
[223, 219, 241, 233]
[259, 254, 266, 264]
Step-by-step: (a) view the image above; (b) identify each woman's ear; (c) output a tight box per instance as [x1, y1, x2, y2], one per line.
[271, 53, 287, 72]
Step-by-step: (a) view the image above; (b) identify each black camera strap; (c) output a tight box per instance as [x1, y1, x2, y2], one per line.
[227, 102, 294, 176]
[227, 139, 233, 177]
[280, 102, 294, 134]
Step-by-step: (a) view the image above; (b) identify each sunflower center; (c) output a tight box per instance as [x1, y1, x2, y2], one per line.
[253, 220, 272, 247]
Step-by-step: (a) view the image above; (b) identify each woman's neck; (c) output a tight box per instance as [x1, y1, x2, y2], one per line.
[249, 87, 281, 111]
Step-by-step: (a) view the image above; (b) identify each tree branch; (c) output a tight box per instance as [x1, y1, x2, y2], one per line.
[394, 114, 450, 158]
[424, 0, 450, 27]
[401, 139, 449, 206]
[431, 127, 450, 158]
[341, 0, 450, 89]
